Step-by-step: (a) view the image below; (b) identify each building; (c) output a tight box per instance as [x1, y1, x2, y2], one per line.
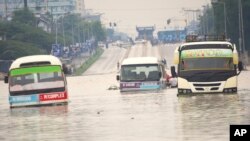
[75, 0, 85, 17]
[83, 9, 101, 22]
[0, 0, 101, 31]
[0, 0, 75, 20]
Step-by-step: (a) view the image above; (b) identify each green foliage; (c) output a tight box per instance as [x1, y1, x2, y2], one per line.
[56, 14, 107, 44]
[92, 21, 107, 41]
[199, 6, 214, 35]
[0, 21, 54, 52]
[200, 0, 250, 51]
[11, 26, 55, 52]
[0, 10, 107, 60]
[0, 40, 43, 60]
[75, 48, 104, 75]
[12, 8, 37, 26]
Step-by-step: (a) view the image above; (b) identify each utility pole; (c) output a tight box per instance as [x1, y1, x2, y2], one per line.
[62, 17, 65, 47]
[223, 2, 227, 38]
[55, 19, 58, 44]
[183, 8, 200, 33]
[4, 0, 7, 19]
[238, 0, 242, 56]
[72, 23, 75, 45]
[238, 0, 248, 67]
[182, 9, 200, 23]
[24, 0, 28, 8]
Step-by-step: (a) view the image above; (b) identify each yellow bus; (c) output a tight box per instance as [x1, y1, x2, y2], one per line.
[171, 40, 243, 95]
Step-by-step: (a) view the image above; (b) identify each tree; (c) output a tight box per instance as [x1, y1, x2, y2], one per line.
[200, 0, 250, 52]
[12, 8, 37, 26]
[0, 40, 43, 60]
[57, 14, 107, 44]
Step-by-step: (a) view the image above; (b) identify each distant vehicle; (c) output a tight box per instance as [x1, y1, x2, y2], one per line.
[116, 57, 167, 92]
[111, 40, 123, 47]
[134, 39, 147, 44]
[171, 35, 243, 95]
[98, 41, 106, 48]
[4, 55, 68, 108]
[61, 57, 73, 75]
[0, 60, 13, 80]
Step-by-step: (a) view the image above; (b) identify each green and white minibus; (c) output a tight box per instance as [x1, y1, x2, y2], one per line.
[4, 55, 68, 108]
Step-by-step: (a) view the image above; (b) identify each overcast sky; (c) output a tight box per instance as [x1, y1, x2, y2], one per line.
[85, 0, 210, 36]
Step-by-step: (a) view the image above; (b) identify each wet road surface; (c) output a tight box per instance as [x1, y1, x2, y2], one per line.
[0, 43, 250, 141]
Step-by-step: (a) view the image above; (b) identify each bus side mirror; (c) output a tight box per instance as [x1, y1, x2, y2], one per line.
[116, 75, 120, 81]
[238, 61, 243, 72]
[159, 72, 162, 78]
[4, 76, 8, 83]
[62, 64, 70, 74]
[171, 66, 177, 77]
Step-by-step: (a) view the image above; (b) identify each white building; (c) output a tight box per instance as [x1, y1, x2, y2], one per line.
[0, 0, 75, 19]
[75, 0, 86, 17]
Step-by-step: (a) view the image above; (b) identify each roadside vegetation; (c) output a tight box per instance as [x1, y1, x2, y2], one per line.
[74, 48, 104, 75]
[0, 8, 107, 60]
[198, 0, 250, 53]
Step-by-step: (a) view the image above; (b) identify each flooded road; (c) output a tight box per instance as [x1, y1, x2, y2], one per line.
[0, 43, 250, 141]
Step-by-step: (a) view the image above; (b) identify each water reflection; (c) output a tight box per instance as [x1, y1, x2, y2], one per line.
[6, 105, 69, 141]
[120, 89, 165, 95]
[10, 105, 68, 117]
[1, 72, 250, 141]
[177, 94, 246, 141]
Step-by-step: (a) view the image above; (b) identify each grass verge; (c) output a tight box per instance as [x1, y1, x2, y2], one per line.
[74, 48, 104, 75]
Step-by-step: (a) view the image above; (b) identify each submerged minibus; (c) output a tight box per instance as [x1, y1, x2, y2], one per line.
[117, 57, 167, 92]
[4, 55, 68, 108]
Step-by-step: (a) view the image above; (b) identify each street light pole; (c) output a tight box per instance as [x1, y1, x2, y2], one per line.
[4, 0, 7, 19]
[55, 18, 58, 44]
[24, 0, 28, 8]
[223, 2, 227, 38]
[238, 0, 242, 55]
[238, 0, 248, 67]
[62, 17, 65, 47]
[202, 5, 208, 35]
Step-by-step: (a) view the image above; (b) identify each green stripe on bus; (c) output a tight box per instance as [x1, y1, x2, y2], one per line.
[10, 66, 61, 76]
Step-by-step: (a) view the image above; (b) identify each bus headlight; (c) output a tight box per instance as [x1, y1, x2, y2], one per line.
[178, 89, 192, 94]
[223, 88, 237, 93]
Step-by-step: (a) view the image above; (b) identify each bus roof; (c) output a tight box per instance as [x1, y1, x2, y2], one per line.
[121, 57, 160, 65]
[10, 55, 62, 70]
[179, 41, 233, 50]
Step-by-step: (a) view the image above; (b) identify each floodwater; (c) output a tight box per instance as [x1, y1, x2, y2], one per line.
[0, 44, 250, 141]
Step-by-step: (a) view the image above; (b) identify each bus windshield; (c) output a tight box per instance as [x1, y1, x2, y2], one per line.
[180, 58, 234, 71]
[9, 65, 65, 92]
[121, 64, 160, 81]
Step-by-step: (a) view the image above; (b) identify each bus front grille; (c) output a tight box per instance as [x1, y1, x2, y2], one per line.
[193, 83, 221, 87]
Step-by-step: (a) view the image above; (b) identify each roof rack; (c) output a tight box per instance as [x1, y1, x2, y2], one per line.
[186, 35, 226, 42]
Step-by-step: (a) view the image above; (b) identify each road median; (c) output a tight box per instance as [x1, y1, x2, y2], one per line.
[74, 48, 104, 76]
